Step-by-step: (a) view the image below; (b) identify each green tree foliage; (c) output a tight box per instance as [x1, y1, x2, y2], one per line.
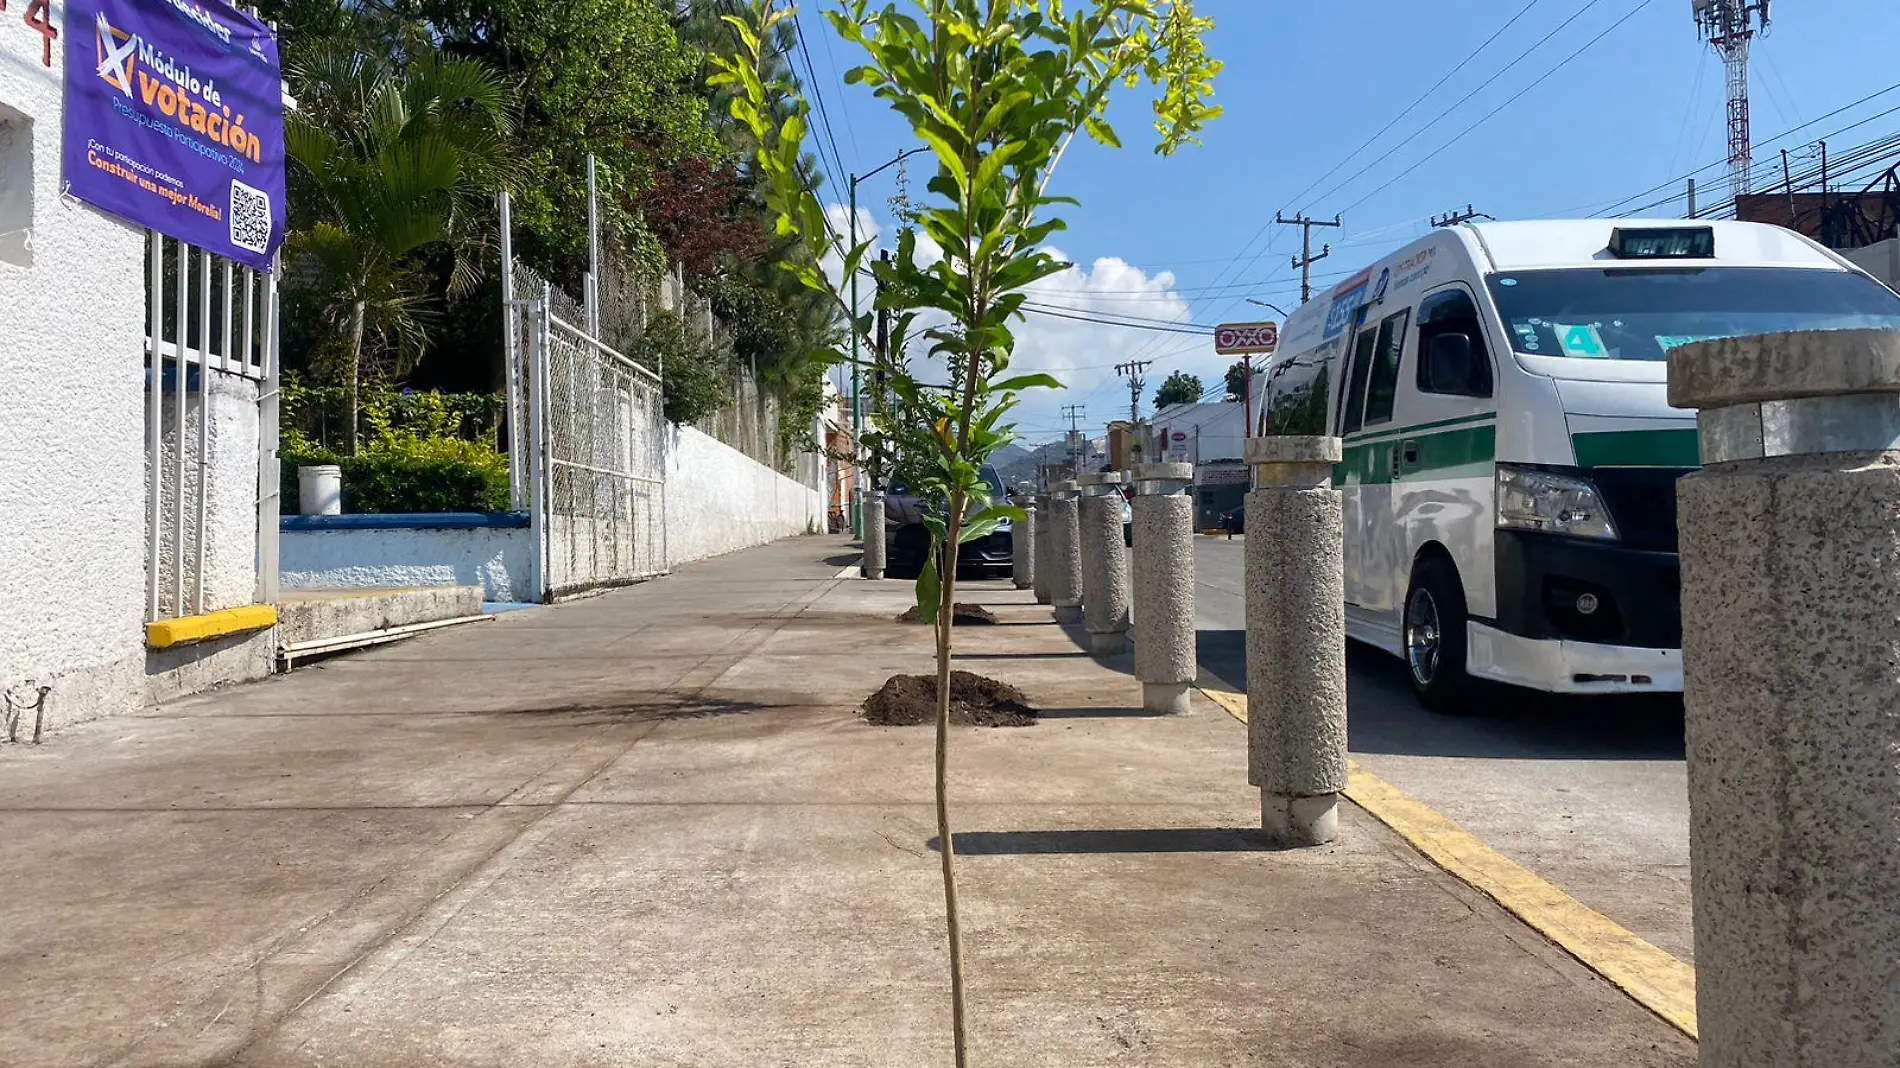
[1154, 370, 1203, 409]
[629, 310, 735, 426]
[411, 0, 718, 285]
[712, 3, 1220, 1061]
[1224, 358, 1251, 402]
[282, 36, 521, 452]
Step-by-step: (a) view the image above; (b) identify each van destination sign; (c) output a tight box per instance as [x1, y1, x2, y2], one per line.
[1214, 321, 1279, 355]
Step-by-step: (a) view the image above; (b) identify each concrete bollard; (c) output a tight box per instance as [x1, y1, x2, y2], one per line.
[1048, 482, 1084, 625]
[1132, 463, 1196, 714]
[1669, 328, 1900, 1067]
[1031, 493, 1054, 605]
[861, 491, 886, 580]
[1077, 472, 1131, 657]
[1244, 436, 1347, 847]
[1011, 495, 1036, 590]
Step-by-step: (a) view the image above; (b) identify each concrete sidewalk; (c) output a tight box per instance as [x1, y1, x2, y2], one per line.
[0, 535, 1694, 1067]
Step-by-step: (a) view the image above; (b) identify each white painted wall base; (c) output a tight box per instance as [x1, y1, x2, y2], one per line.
[663, 426, 823, 568]
[281, 520, 533, 602]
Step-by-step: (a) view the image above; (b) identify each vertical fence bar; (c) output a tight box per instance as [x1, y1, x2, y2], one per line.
[172, 241, 190, 618]
[219, 258, 233, 375]
[241, 264, 256, 377]
[255, 259, 281, 606]
[528, 292, 551, 601]
[499, 192, 524, 511]
[194, 246, 212, 614]
[147, 233, 165, 622]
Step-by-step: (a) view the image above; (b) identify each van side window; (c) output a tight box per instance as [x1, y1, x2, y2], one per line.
[1338, 320, 1379, 435]
[1415, 288, 1493, 397]
[1362, 309, 1411, 425]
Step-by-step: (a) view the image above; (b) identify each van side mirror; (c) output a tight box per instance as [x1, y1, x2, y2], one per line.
[1426, 332, 1478, 394]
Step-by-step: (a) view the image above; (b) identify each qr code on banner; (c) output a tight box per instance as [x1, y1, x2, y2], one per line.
[229, 179, 272, 255]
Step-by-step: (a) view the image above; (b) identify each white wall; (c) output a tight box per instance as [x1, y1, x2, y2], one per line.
[1844, 238, 1900, 291]
[282, 526, 533, 602]
[0, 25, 270, 735]
[1, 25, 151, 730]
[664, 426, 822, 568]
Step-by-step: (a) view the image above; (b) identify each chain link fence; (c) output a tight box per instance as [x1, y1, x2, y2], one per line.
[511, 259, 666, 597]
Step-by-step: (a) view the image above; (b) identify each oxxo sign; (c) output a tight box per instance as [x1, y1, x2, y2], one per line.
[1214, 321, 1279, 355]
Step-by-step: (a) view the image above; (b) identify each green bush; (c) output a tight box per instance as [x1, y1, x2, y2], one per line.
[283, 438, 511, 515]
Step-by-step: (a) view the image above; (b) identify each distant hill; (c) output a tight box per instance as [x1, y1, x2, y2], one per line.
[993, 440, 1079, 489]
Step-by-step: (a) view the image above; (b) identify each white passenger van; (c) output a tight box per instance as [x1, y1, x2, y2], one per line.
[1258, 220, 1900, 710]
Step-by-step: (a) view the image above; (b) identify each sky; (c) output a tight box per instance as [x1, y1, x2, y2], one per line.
[798, 0, 1900, 444]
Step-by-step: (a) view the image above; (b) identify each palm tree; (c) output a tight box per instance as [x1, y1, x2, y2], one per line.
[284, 41, 519, 451]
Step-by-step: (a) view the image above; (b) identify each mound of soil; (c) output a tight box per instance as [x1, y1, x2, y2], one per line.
[863, 671, 1036, 727]
[896, 603, 999, 626]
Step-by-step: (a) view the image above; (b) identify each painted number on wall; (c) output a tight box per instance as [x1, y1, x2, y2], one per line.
[1, 0, 59, 68]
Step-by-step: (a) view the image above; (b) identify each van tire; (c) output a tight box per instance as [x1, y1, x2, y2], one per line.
[1404, 556, 1474, 714]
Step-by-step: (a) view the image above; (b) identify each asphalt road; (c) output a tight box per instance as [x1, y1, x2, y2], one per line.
[1192, 536, 1695, 963]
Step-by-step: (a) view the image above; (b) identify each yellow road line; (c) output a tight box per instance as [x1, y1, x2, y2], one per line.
[1194, 675, 1699, 1040]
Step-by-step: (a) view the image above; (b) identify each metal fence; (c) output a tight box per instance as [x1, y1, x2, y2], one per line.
[509, 258, 666, 599]
[143, 232, 280, 621]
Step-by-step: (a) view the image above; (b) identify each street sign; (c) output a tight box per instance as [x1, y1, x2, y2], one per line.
[1170, 431, 1187, 442]
[1214, 321, 1279, 355]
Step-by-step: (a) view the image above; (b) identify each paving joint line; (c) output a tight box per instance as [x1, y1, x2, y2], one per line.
[1192, 670, 1698, 1041]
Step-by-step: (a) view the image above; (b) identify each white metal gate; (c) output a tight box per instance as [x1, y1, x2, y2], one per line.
[507, 262, 666, 600]
[143, 231, 280, 621]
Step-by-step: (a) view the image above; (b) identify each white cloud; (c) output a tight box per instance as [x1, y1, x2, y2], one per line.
[820, 204, 1226, 442]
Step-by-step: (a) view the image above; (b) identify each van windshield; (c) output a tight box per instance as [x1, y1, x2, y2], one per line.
[1486, 267, 1900, 362]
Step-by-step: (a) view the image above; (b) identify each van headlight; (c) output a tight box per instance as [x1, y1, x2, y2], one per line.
[1496, 465, 1619, 541]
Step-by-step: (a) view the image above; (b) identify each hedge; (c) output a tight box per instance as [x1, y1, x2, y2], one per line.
[282, 447, 511, 515]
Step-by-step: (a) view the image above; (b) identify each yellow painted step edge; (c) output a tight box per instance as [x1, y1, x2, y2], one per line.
[1194, 676, 1698, 1040]
[146, 604, 279, 649]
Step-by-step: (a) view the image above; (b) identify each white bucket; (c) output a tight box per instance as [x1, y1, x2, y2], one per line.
[297, 464, 343, 516]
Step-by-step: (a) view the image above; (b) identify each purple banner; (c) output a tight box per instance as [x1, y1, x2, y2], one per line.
[62, 0, 285, 271]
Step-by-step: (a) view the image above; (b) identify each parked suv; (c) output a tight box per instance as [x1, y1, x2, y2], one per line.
[883, 464, 1013, 580]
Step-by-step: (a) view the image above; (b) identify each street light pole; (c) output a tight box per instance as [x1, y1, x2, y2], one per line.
[1242, 299, 1292, 438]
[847, 146, 928, 541]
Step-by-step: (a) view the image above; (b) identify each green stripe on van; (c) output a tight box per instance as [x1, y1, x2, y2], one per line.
[1336, 424, 1496, 486]
[1571, 429, 1700, 468]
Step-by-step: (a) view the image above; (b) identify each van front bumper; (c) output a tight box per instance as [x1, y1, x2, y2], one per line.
[1466, 622, 1682, 694]
[1493, 529, 1681, 649]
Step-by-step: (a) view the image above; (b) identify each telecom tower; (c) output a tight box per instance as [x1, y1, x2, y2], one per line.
[1693, 0, 1772, 198]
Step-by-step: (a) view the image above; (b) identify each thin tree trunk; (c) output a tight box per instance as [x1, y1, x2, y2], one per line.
[935, 493, 969, 1068]
[347, 300, 365, 457]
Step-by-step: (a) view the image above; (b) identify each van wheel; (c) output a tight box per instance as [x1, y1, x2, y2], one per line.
[1404, 556, 1473, 714]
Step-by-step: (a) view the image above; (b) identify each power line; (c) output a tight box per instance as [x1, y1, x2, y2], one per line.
[1018, 304, 1215, 335]
[807, 6, 862, 172]
[1279, 0, 1548, 217]
[1306, 0, 1616, 212]
[1587, 79, 1900, 217]
[1337, 0, 1658, 219]
[789, 5, 850, 202]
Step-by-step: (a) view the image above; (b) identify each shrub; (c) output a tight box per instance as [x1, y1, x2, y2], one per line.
[282, 425, 512, 515]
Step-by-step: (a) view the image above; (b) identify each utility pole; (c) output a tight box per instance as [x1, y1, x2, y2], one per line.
[1278, 212, 1341, 304]
[1430, 205, 1490, 228]
[1061, 404, 1087, 478]
[1115, 360, 1151, 426]
[1782, 148, 1796, 219]
[1115, 360, 1151, 468]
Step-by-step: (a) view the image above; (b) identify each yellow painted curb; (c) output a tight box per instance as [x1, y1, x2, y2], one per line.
[146, 604, 279, 649]
[1193, 675, 1699, 1040]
